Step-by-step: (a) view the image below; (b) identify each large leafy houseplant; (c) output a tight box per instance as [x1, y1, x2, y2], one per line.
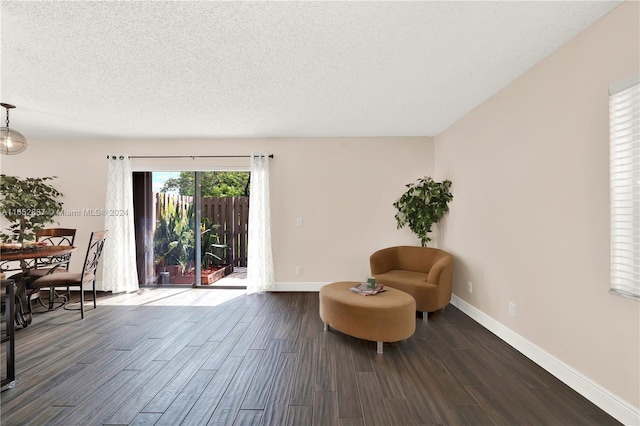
[153, 200, 194, 272]
[0, 175, 64, 243]
[393, 176, 453, 247]
[153, 201, 229, 274]
[199, 218, 229, 270]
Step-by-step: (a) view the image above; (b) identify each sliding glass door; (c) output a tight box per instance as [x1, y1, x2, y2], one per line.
[133, 170, 249, 287]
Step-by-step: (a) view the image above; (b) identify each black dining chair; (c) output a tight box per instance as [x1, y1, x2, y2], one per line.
[30, 230, 107, 319]
[32, 228, 77, 272]
[29, 228, 77, 309]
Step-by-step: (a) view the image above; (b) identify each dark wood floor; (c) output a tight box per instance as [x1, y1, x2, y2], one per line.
[0, 288, 621, 426]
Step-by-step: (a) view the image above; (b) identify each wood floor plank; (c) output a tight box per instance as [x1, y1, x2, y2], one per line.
[228, 319, 263, 357]
[233, 409, 263, 426]
[125, 323, 214, 370]
[0, 360, 92, 414]
[141, 340, 221, 413]
[349, 338, 374, 373]
[406, 349, 471, 424]
[456, 404, 498, 426]
[316, 328, 337, 392]
[186, 309, 234, 347]
[286, 405, 313, 426]
[313, 390, 338, 426]
[205, 351, 264, 425]
[441, 344, 504, 388]
[272, 308, 297, 341]
[334, 334, 362, 419]
[391, 350, 450, 425]
[47, 369, 140, 425]
[300, 294, 320, 340]
[370, 351, 409, 400]
[248, 312, 281, 350]
[19, 405, 73, 426]
[57, 360, 168, 426]
[104, 345, 200, 425]
[422, 350, 478, 407]
[356, 371, 390, 426]
[208, 307, 249, 342]
[289, 337, 317, 406]
[154, 368, 219, 426]
[0, 291, 622, 426]
[128, 412, 163, 426]
[234, 294, 263, 324]
[465, 384, 537, 426]
[150, 321, 206, 361]
[260, 351, 299, 426]
[240, 339, 286, 410]
[180, 355, 244, 425]
[383, 398, 418, 426]
[338, 418, 365, 426]
[200, 322, 249, 370]
[34, 338, 159, 409]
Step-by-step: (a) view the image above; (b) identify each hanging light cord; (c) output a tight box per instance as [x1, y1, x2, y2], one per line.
[0, 103, 15, 129]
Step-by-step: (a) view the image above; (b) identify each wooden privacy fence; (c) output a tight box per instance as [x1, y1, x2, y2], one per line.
[202, 196, 249, 267]
[153, 193, 249, 267]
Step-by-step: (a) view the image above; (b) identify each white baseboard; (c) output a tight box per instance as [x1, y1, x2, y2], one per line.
[273, 282, 326, 292]
[450, 294, 640, 426]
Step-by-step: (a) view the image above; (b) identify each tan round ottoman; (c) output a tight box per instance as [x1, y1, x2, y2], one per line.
[319, 281, 416, 354]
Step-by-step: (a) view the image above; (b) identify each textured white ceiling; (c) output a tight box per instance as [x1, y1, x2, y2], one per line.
[0, 0, 622, 140]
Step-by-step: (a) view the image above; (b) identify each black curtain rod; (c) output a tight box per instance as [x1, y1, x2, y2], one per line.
[107, 154, 274, 159]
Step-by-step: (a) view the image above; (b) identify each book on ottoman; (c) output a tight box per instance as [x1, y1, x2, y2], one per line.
[349, 282, 386, 296]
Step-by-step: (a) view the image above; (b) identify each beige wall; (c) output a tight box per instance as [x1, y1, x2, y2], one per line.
[435, 1, 639, 411]
[1, 1, 637, 417]
[0, 137, 434, 287]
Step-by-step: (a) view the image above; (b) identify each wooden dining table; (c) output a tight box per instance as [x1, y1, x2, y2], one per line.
[0, 245, 78, 327]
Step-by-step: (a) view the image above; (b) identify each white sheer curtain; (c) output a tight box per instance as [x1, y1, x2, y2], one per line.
[247, 154, 275, 293]
[102, 155, 139, 294]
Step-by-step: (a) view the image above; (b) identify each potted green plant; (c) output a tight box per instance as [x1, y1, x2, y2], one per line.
[393, 176, 453, 247]
[153, 200, 194, 283]
[0, 175, 64, 243]
[198, 219, 233, 284]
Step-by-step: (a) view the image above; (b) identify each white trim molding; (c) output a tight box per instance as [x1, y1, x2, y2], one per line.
[450, 294, 640, 426]
[273, 281, 326, 292]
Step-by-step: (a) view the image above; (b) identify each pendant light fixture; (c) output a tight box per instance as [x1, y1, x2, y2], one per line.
[0, 103, 27, 155]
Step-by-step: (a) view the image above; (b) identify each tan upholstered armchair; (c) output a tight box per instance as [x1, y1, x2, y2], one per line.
[370, 246, 453, 321]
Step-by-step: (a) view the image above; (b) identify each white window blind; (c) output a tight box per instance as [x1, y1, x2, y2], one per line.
[609, 77, 640, 299]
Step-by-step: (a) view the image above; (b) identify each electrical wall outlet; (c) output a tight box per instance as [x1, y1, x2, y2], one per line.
[467, 281, 473, 293]
[296, 266, 303, 275]
[508, 302, 516, 316]
[296, 217, 303, 227]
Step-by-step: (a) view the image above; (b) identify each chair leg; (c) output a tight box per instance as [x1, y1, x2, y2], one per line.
[80, 287, 84, 319]
[27, 291, 35, 316]
[34, 290, 49, 310]
[50, 287, 69, 310]
[48, 288, 55, 310]
[92, 282, 97, 309]
[422, 311, 428, 322]
[46, 287, 67, 311]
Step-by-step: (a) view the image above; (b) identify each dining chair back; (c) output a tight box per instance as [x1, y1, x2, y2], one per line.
[33, 228, 77, 273]
[31, 230, 108, 319]
[26, 228, 78, 310]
